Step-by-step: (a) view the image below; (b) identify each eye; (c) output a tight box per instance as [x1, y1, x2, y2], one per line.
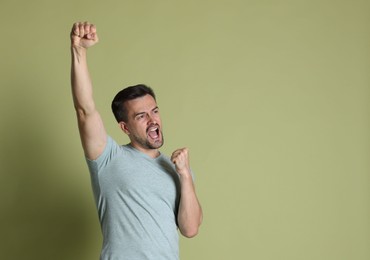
[136, 114, 145, 120]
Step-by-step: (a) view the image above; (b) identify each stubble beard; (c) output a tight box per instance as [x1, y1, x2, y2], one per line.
[132, 131, 164, 150]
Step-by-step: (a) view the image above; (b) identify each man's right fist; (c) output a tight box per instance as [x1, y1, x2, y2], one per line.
[71, 22, 99, 49]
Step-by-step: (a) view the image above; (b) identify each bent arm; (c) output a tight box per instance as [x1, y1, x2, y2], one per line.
[177, 173, 203, 238]
[70, 22, 106, 160]
[171, 148, 202, 237]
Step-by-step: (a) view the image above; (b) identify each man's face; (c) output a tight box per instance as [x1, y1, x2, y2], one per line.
[121, 94, 164, 151]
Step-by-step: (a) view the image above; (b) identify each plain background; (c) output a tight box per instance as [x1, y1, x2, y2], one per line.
[1, 0, 369, 259]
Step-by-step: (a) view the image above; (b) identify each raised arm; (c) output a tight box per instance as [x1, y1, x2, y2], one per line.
[70, 22, 107, 160]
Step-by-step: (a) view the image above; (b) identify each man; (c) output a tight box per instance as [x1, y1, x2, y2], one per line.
[70, 22, 202, 259]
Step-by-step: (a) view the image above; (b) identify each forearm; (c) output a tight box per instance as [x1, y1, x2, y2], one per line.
[71, 46, 96, 116]
[177, 173, 203, 238]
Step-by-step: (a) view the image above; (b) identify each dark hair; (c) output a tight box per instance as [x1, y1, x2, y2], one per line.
[111, 84, 156, 122]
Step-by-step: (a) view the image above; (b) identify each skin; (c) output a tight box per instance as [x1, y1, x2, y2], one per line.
[119, 94, 164, 158]
[70, 22, 202, 238]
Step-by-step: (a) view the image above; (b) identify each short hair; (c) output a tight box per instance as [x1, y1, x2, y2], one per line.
[111, 84, 156, 122]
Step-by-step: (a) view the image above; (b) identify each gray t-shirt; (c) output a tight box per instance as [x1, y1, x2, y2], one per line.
[86, 136, 181, 260]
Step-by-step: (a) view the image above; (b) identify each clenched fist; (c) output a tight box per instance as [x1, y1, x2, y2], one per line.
[171, 148, 191, 177]
[70, 21, 99, 49]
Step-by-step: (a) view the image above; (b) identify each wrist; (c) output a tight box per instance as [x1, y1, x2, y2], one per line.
[178, 169, 192, 179]
[71, 44, 87, 54]
[71, 45, 87, 62]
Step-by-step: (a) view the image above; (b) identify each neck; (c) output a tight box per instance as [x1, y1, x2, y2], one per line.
[129, 143, 160, 158]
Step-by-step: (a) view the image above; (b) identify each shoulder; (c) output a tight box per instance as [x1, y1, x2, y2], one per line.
[86, 136, 127, 168]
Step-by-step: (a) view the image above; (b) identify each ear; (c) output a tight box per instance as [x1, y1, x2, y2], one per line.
[119, 122, 130, 135]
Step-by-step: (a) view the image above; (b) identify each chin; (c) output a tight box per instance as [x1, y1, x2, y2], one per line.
[153, 140, 164, 149]
[152, 138, 164, 149]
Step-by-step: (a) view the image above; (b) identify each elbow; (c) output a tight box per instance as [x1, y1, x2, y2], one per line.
[73, 97, 96, 117]
[179, 216, 202, 238]
[178, 205, 203, 238]
[75, 105, 95, 118]
[180, 226, 199, 238]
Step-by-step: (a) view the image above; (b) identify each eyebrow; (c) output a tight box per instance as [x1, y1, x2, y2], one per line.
[133, 106, 159, 118]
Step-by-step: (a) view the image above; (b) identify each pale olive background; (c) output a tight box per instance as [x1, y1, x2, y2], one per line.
[1, 0, 369, 259]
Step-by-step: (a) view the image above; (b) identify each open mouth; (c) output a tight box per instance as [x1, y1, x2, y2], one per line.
[147, 125, 160, 139]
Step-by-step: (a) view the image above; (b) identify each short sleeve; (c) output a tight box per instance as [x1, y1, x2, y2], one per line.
[86, 136, 120, 175]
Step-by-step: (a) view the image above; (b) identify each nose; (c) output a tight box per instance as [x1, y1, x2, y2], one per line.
[147, 113, 157, 125]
